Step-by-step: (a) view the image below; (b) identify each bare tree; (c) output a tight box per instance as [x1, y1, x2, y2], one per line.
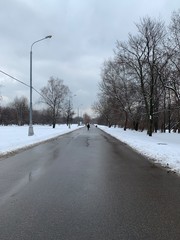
[94, 13, 180, 134]
[63, 97, 75, 127]
[10, 96, 28, 125]
[100, 60, 129, 129]
[40, 77, 70, 128]
[83, 113, 91, 125]
[92, 94, 116, 127]
[167, 10, 180, 132]
[115, 17, 167, 136]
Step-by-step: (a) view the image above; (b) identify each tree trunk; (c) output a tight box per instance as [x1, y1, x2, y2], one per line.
[149, 118, 153, 136]
[178, 108, 180, 133]
[124, 111, 128, 131]
[148, 81, 154, 136]
[52, 110, 56, 128]
[168, 103, 171, 133]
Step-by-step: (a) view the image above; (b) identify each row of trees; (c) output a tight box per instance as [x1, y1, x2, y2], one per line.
[0, 77, 80, 127]
[93, 10, 180, 136]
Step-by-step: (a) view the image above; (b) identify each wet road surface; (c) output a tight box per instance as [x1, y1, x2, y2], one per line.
[0, 126, 180, 239]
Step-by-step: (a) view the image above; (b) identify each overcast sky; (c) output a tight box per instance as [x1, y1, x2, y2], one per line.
[0, 0, 180, 117]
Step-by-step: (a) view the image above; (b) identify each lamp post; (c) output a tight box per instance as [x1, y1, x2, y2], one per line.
[28, 35, 52, 136]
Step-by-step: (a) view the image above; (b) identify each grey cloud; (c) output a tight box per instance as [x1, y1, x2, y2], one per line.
[0, 0, 179, 115]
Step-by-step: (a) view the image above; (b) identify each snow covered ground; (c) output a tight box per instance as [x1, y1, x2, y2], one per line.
[99, 125, 180, 175]
[0, 124, 83, 157]
[0, 124, 180, 175]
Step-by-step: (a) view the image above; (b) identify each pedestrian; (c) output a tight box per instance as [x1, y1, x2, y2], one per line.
[87, 123, 90, 130]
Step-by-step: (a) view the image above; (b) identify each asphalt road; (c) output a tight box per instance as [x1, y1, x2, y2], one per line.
[0, 126, 180, 240]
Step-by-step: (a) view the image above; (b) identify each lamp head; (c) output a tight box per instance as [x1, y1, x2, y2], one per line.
[45, 35, 52, 39]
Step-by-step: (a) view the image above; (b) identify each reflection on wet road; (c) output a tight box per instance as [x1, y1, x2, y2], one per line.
[0, 126, 180, 240]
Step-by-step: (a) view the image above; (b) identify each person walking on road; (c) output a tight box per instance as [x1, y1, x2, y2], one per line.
[87, 123, 90, 130]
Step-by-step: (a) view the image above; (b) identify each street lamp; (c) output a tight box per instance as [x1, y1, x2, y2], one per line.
[28, 35, 52, 136]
